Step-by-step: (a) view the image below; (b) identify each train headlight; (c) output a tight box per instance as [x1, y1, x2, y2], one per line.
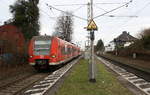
[51, 55, 56, 58]
[30, 56, 33, 58]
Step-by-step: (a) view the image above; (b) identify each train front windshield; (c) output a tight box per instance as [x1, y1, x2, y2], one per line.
[34, 40, 51, 55]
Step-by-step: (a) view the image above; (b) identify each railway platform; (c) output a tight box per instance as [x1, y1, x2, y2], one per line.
[54, 57, 143, 95]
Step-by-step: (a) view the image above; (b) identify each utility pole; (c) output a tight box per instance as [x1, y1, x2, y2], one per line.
[90, 0, 93, 19]
[87, 2, 91, 49]
[86, 0, 97, 83]
[88, 0, 97, 83]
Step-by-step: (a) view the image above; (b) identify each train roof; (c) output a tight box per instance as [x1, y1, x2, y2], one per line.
[32, 36, 80, 49]
[32, 36, 51, 40]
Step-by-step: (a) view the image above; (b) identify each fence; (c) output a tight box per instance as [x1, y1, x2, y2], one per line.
[0, 40, 27, 67]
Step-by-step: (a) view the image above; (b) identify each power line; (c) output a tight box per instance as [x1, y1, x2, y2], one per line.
[94, 5, 108, 12]
[72, 5, 85, 13]
[49, 7, 56, 17]
[94, 2, 128, 5]
[42, 1, 132, 21]
[39, 9, 57, 21]
[51, 3, 87, 6]
[46, 3, 87, 21]
[50, 2, 128, 7]
[133, 2, 150, 15]
[93, 0, 133, 19]
[106, 1, 150, 39]
[118, 1, 150, 27]
[105, 15, 138, 18]
[122, 1, 150, 27]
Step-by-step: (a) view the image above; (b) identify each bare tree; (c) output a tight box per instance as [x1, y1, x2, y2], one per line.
[53, 12, 74, 42]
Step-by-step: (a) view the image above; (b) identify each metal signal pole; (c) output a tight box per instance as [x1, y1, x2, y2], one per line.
[90, 0, 93, 19]
[87, 2, 90, 49]
[89, 0, 96, 83]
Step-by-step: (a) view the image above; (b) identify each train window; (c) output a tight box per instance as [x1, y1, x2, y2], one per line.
[34, 40, 51, 55]
[61, 46, 65, 55]
[61, 47, 63, 54]
[70, 48, 72, 54]
[67, 47, 70, 54]
[67, 48, 69, 54]
[73, 48, 75, 53]
[65, 45, 67, 54]
[35, 40, 51, 45]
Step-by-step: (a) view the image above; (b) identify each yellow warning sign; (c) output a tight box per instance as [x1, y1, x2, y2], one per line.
[87, 20, 98, 31]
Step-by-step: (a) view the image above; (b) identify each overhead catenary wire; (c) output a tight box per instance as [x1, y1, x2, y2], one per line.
[46, 3, 88, 21]
[72, 5, 86, 13]
[51, 2, 128, 7]
[93, 0, 133, 19]
[133, 2, 150, 15]
[49, 7, 56, 17]
[94, 2, 128, 5]
[105, 1, 150, 40]
[40, 12, 56, 23]
[44, 1, 132, 21]
[39, 9, 57, 21]
[51, 3, 87, 6]
[94, 5, 108, 12]
[116, 1, 150, 28]
[105, 15, 138, 18]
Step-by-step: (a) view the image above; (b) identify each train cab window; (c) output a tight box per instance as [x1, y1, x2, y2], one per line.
[35, 40, 51, 45]
[34, 40, 51, 55]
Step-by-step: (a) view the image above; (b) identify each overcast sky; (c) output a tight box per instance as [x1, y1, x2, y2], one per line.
[0, 0, 150, 49]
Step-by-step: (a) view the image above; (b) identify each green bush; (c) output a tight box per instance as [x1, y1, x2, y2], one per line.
[142, 36, 150, 50]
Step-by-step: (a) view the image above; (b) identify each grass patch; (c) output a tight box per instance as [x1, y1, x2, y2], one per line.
[55, 58, 134, 95]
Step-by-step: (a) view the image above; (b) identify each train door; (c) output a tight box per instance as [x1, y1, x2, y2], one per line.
[57, 40, 61, 62]
[64, 44, 69, 59]
[60, 43, 65, 62]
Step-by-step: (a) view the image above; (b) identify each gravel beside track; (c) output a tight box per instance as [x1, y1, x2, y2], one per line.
[98, 55, 150, 81]
[0, 73, 49, 95]
[97, 56, 150, 95]
[0, 56, 82, 95]
[0, 72, 36, 90]
[22, 56, 82, 95]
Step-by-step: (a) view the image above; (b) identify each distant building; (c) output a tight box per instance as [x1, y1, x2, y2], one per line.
[105, 31, 137, 52]
[105, 41, 115, 52]
[114, 31, 137, 48]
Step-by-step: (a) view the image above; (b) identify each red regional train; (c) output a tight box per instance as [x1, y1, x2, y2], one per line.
[28, 36, 81, 70]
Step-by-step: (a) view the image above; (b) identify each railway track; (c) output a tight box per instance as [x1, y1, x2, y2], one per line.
[0, 72, 36, 89]
[22, 56, 81, 95]
[98, 55, 150, 81]
[0, 72, 49, 95]
[0, 56, 81, 95]
[97, 56, 150, 95]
